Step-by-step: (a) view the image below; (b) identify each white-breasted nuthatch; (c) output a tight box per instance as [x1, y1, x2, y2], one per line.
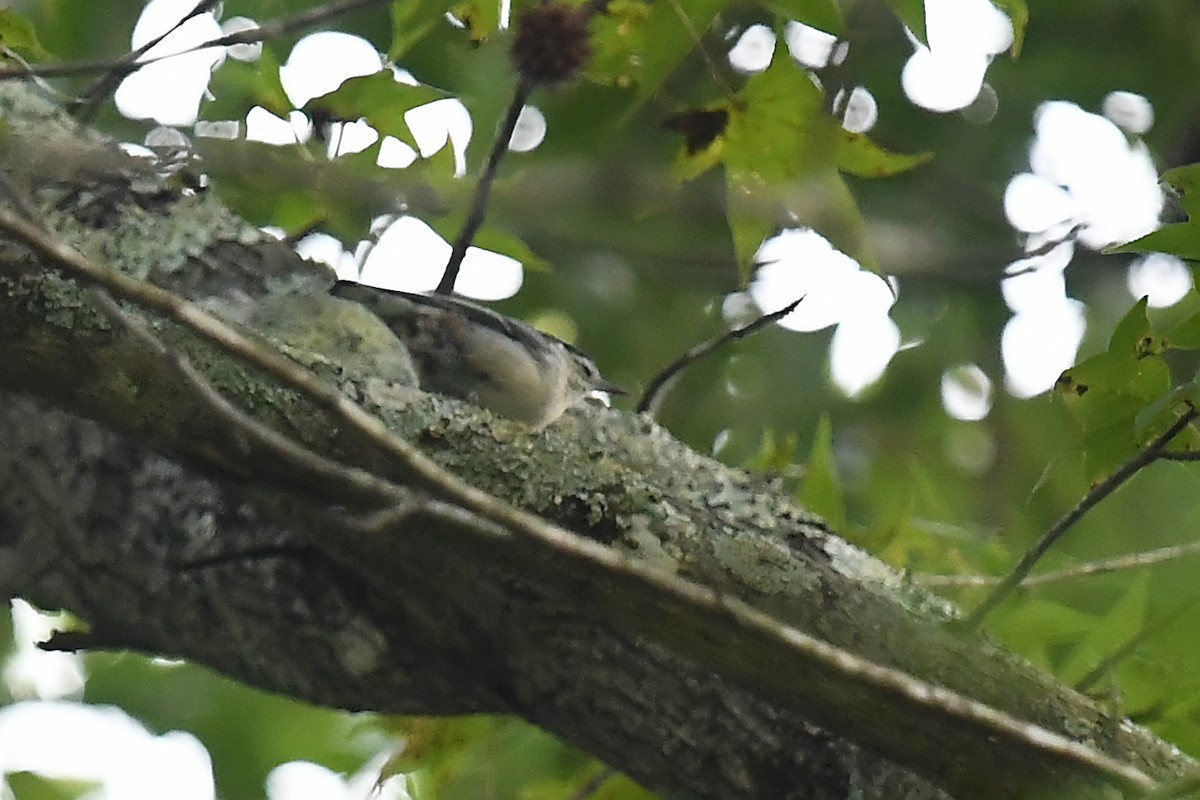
[330, 280, 625, 428]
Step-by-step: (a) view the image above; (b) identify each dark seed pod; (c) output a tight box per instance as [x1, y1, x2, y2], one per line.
[510, 2, 592, 87]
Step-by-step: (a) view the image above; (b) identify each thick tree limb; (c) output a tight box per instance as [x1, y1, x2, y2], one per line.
[0, 81, 1192, 800]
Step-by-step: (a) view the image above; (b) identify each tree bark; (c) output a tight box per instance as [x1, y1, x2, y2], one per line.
[0, 81, 1191, 800]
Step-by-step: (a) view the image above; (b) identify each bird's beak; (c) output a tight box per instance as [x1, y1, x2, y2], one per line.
[596, 379, 627, 396]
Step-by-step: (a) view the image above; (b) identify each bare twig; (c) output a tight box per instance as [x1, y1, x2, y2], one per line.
[72, 0, 222, 122]
[920, 540, 1200, 590]
[962, 408, 1200, 630]
[636, 296, 804, 415]
[1, 0, 389, 97]
[1159, 450, 1200, 461]
[1004, 224, 1086, 277]
[436, 80, 532, 295]
[0, 45, 66, 101]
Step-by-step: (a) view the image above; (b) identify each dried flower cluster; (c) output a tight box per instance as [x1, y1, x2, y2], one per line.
[510, 3, 592, 86]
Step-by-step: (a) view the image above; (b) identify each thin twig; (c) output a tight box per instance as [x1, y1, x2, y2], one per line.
[636, 296, 804, 415]
[0, 45, 66, 101]
[1159, 450, 1200, 461]
[962, 407, 1200, 630]
[72, 0, 221, 122]
[919, 540, 1200, 590]
[436, 80, 532, 295]
[0, 0, 388, 88]
[1004, 224, 1086, 277]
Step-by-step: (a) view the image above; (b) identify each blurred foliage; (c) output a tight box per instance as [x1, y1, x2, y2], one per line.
[374, 716, 657, 800]
[4, 773, 95, 800]
[82, 655, 381, 796]
[7, 0, 1200, 796]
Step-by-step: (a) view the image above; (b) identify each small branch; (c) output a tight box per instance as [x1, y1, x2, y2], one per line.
[0, 0, 389, 89]
[920, 540, 1200, 590]
[72, 0, 222, 122]
[636, 296, 803, 414]
[1159, 450, 1200, 461]
[0, 45, 66, 102]
[38, 631, 101, 652]
[1003, 224, 1086, 277]
[962, 408, 1200, 630]
[436, 80, 532, 295]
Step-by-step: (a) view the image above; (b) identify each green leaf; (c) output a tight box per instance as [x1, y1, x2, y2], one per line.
[992, 0, 1028, 57]
[800, 415, 847, 530]
[203, 44, 292, 121]
[394, 716, 601, 800]
[884, 0, 925, 44]
[428, 213, 552, 273]
[1163, 299, 1200, 351]
[588, 774, 661, 800]
[667, 105, 731, 182]
[671, 54, 868, 278]
[764, 0, 843, 34]
[449, 0, 501, 44]
[1114, 164, 1200, 258]
[587, 0, 725, 104]
[1055, 299, 1174, 479]
[304, 71, 450, 149]
[586, 0, 651, 89]
[1112, 295, 1163, 356]
[1056, 573, 1149, 685]
[988, 597, 1098, 672]
[0, 9, 54, 62]
[194, 137, 457, 242]
[4, 771, 94, 800]
[741, 429, 801, 476]
[391, 0, 457, 60]
[836, 131, 932, 178]
[725, 55, 836, 183]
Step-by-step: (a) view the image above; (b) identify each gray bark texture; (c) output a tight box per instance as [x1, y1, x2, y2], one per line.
[0, 82, 1192, 800]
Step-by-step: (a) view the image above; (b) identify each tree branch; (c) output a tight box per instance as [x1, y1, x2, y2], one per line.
[0, 79, 1194, 800]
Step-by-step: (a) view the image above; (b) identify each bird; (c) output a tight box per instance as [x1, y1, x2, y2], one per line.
[330, 280, 624, 428]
